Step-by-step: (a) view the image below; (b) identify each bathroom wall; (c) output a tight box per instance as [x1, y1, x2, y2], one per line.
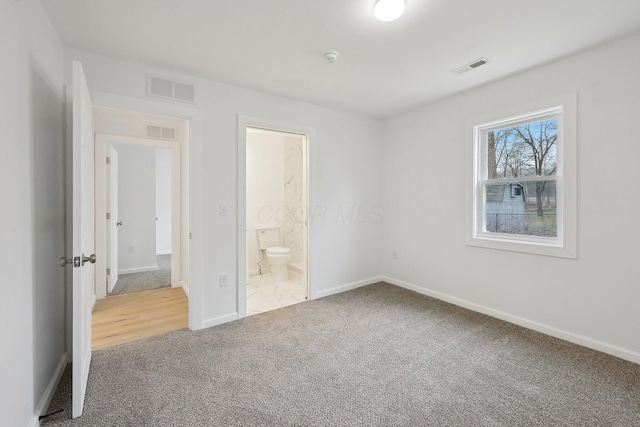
[246, 130, 285, 275]
[283, 135, 304, 265]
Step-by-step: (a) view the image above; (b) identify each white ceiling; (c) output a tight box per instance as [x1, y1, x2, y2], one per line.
[42, 0, 640, 118]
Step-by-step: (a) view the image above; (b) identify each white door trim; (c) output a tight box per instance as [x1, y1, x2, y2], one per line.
[237, 115, 314, 318]
[107, 146, 119, 293]
[90, 91, 204, 330]
[94, 134, 182, 299]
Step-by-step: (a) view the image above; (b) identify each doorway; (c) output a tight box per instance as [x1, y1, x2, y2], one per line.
[92, 110, 189, 348]
[241, 125, 310, 316]
[95, 136, 180, 297]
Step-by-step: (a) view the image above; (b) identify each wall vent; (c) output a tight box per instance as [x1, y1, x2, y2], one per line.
[146, 125, 177, 140]
[147, 74, 196, 103]
[451, 57, 489, 75]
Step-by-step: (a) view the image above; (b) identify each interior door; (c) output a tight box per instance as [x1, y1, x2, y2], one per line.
[72, 60, 96, 419]
[107, 146, 119, 293]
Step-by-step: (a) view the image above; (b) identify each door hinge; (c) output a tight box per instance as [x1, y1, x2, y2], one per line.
[106, 212, 111, 220]
[106, 268, 111, 276]
[106, 156, 111, 165]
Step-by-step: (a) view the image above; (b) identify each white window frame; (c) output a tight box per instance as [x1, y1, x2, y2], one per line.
[466, 94, 577, 259]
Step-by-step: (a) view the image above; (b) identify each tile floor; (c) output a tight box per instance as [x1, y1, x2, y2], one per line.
[246, 271, 306, 316]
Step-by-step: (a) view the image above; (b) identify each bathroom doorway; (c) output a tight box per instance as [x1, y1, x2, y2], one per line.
[243, 126, 309, 316]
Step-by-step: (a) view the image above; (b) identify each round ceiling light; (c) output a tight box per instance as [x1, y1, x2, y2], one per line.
[374, 0, 405, 22]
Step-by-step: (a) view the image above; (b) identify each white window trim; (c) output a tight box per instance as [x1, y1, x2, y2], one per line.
[466, 94, 577, 259]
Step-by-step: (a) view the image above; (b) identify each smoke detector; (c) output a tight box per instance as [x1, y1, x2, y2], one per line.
[323, 50, 339, 63]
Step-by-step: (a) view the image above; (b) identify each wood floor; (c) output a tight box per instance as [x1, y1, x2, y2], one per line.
[92, 287, 188, 351]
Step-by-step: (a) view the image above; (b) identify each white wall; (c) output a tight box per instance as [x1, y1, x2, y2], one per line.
[0, 1, 66, 425]
[32, 62, 66, 421]
[246, 131, 285, 274]
[115, 144, 158, 273]
[382, 34, 640, 361]
[156, 148, 172, 255]
[67, 47, 384, 326]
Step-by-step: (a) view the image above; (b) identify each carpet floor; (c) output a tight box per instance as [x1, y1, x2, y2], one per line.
[110, 255, 171, 295]
[42, 282, 640, 426]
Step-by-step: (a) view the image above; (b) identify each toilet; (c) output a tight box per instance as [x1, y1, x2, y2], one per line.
[256, 226, 291, 281]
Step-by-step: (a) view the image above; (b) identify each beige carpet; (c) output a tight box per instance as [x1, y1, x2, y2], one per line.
[42, 282, 640, 426]
[110, 255, 171, 295]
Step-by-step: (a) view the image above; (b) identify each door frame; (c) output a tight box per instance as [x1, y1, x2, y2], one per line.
[107, 145, 119, 293]
[90, 91, 204, 330]
[237, 115, 314, 318]
[94, 133, 183, 299]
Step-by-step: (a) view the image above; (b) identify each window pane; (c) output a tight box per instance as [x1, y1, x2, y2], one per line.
[484, 181, 557, 237]
[486, 119, 557, 179]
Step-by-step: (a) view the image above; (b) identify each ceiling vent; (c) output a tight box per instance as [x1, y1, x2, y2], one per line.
[146, 125, 177, 140]
[450, 57, 489, 75]
[147, 75, 196, 103]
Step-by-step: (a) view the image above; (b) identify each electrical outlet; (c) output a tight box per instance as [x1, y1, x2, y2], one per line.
[219, 274, 229, 287]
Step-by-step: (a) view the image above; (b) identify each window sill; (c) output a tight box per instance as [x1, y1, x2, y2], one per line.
[467, 235, 576, 259]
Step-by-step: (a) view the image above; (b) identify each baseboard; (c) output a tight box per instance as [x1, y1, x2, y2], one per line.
[180, 280, 189, 297]
[288, 263, 303, 275]
[28, 414, 40, 427]
[118, 265, 158, 275]
[33, 353, 68, 427]
[107, 277, 117, 294]
[382, 276, 640, 365]
[91, 293, 96, 311]
[202, 312, 239, 329]
[314, 276, 384, 299]
[156, 250, 172, 255]
[248, 269, 260, 276]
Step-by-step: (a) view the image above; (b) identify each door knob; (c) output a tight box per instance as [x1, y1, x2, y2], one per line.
[82, 254, 97, 266]
[116, 221, 123, 226]
[58, 257, 72, 267]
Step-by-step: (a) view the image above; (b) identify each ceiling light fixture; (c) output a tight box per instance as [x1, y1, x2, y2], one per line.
[374, 0, 405, 22]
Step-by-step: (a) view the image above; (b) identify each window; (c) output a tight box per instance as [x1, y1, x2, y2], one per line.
[467, 95, 577, 258]
[511, 186, 522, 197]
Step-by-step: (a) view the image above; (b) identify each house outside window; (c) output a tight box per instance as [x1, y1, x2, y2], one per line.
[467, 95, 577, 258]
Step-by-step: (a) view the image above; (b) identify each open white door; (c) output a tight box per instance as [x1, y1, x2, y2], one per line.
[72, 60, 95, 419]
[107, 146, 119, 293]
